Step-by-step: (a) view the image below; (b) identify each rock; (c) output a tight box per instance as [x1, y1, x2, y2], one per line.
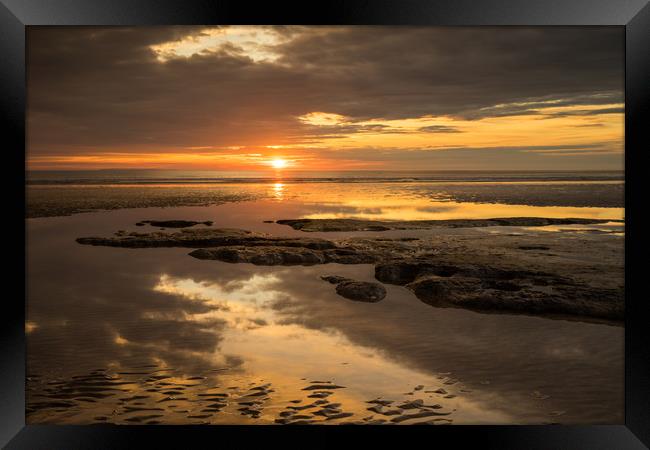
[191, 246, 326, 266]
[323, 248, 378, 264]
[77, 228, 379, 265]
[408, 275, 623, 321]
[375, 260, 475, 285]
[77, 228, 338, 250]
[335, 281, 387, 303]
[276, 219, 391, 232]
[276, 217, 617, 232]
[77, 228, 255, 248]
[322, 275, 387, 303]
[138, 220, 213, 228]
[76, 220, 623, 323]
[321, 275, 352, 284]
[375, 258, 623, 322]
[375, 260, 547, 285]
[408, 276, 483, 304]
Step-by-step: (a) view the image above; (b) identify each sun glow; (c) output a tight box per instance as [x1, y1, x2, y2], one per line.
[270, 158, 288, 169]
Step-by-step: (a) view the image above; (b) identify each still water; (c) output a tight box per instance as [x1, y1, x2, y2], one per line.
[26, 181, 624, 425]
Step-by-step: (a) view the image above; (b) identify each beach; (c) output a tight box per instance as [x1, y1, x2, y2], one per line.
[26, 171, 625, 425]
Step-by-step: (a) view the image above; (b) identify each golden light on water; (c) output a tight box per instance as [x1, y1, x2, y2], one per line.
[148, 273, 519, 424]
[272, 182, 284, 200]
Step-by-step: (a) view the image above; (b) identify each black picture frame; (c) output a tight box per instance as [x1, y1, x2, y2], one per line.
[2, 1, 649, 448]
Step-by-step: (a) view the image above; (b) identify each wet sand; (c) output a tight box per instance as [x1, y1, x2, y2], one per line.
[27, 179, 624, 218]
[26, 181, 624, 425]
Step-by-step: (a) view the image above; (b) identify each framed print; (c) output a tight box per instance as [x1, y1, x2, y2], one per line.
[2, 0, 649, 448]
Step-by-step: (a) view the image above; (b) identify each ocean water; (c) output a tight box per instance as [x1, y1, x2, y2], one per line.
[27, 169, 624, 185]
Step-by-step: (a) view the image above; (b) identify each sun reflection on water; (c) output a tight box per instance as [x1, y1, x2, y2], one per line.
[147, 272, 517, 424]
[272, 182, 285, 200]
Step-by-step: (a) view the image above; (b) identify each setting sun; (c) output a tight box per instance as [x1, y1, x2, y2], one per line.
[270, 158, 288, 169]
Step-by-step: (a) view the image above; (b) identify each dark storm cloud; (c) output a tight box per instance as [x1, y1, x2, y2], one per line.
[27, 26, 623, 155]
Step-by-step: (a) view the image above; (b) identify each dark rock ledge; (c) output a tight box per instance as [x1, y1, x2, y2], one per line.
[321, 276, 387, 303]
[375, 260, 622, 322]
[76, 224, 623, 323]
[77, 229, 377, 265]
[275, 217, 619, 232]
[135, 220, 213, 228]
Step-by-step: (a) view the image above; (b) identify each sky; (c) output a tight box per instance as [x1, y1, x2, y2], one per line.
[27, 26, 624, 171]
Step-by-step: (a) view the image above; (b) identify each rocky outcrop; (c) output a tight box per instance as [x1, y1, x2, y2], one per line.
[135, 220, 213, 228]
[374, 260, 562, 286]
[76, 221, 623, 322]
[409, 275, 622, 320]
[190, 246, 375, 266]
[76, 228, 339, 250]
[276, 217, 618, 232]
[321, 276, 387, 303]
[375, 260, 623, 321]
[190, 246, 326, 265]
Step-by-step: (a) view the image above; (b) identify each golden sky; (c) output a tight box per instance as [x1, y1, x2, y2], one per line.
[27, 26, 624, 171]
